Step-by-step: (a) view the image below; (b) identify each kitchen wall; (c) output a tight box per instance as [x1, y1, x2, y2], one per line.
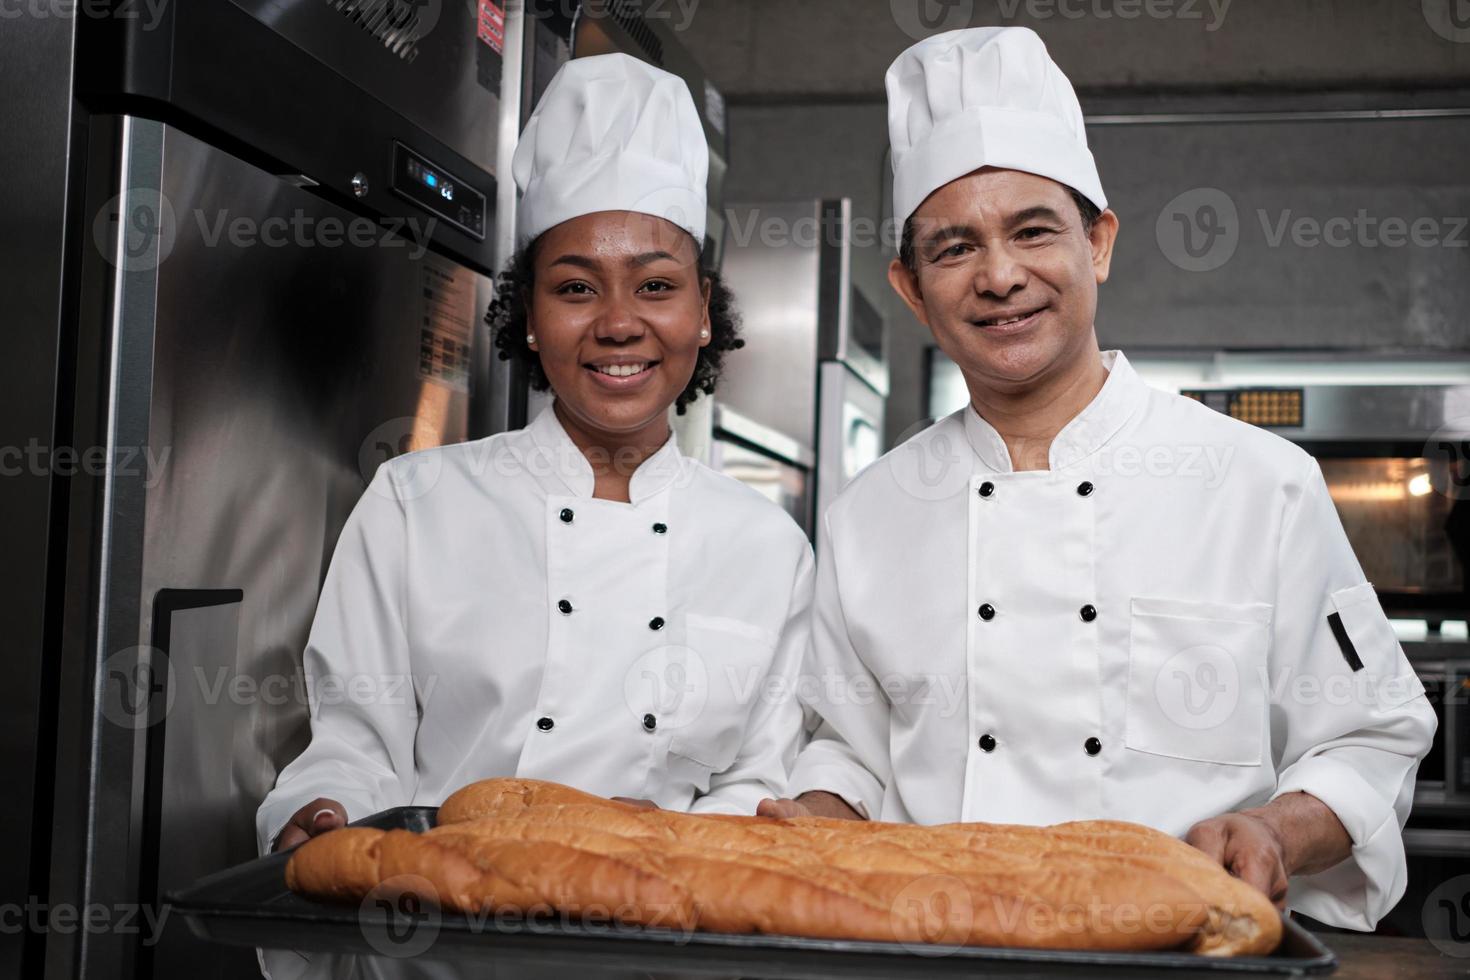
[680, 0, 1470, 446]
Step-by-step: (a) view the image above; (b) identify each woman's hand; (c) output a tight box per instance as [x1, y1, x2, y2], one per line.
[273, 798, 348, 852]
[757, 791, 864, 820]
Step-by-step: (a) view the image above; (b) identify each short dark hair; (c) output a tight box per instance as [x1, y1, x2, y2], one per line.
[898, 185, 1103, 272]
[485, 235, 744, 415]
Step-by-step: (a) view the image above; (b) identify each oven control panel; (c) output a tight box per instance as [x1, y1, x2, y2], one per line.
[391, 141, 488, 241]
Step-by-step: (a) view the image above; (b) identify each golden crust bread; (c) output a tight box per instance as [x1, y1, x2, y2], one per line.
[287, 777, 1281, 957]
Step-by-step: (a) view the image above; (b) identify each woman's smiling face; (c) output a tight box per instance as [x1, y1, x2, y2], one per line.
[527, 210, 711, 440]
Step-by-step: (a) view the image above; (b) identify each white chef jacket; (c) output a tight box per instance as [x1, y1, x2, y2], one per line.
[256, 403, 813, 853]
[788, 349, 1436, 931]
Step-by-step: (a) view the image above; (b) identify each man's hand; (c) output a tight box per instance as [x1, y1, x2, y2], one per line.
[1184, 810, 1290, 909]
[1184, 791, 1352, 910]
[273, 798, 347, 852]
[757, 791, 864, 821]
[611, 797, 660, 809]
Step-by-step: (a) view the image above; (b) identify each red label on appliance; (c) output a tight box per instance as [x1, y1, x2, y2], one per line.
[477, 0, 504, 54]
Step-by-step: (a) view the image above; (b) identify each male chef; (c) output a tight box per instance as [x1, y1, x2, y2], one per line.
[759, 26, 1436, 930]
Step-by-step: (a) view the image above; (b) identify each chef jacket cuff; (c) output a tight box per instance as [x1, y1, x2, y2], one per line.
[1271, 756, 1404, 930]
[787, 761, 880, 821]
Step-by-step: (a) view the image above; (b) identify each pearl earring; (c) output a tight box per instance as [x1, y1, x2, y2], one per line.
[526, 335, 535, 345]
[699, 329, 709, 339]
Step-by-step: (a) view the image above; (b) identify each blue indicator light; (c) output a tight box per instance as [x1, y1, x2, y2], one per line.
[425, 173, 438, 188]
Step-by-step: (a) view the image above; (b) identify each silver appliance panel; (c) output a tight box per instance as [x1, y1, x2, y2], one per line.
[814, 200, 888, 397]
[227, 0, 505, 176]
[816, 361, 884, 533]
[59, 117, 485, 980]
[842, 284, 889, 397]
[710, 403, 813, 536]
[718, 201, 822, 453]
[1183, 383, 1470, 441]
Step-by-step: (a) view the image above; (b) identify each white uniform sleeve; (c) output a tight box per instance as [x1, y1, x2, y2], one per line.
[1268, 456, 1437, 929]
[253, 462, 420, 853]
[690, 541, 815, 815]
[785, 509, 888, 818]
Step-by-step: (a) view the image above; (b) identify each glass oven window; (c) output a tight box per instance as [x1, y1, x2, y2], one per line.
[1319, 457, 1466, 596]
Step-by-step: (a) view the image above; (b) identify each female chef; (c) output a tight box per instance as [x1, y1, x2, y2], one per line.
[256, 53, 813, 853]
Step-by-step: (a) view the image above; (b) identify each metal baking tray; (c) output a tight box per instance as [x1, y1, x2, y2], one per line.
[167, 806, 1338, 977]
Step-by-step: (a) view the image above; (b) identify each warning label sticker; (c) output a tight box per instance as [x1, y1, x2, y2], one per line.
[478, 0, 505, 54]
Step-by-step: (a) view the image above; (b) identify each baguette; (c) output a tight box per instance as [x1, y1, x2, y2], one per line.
[287, 777, 1281, 957]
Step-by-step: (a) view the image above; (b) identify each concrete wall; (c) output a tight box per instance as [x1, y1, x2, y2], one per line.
[682, 0, 1470, 445]
[683, 0, 1470, 99]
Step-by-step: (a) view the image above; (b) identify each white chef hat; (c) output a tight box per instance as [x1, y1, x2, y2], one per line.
[886, 27, 1106, 225]
[513, 53, 708, 248]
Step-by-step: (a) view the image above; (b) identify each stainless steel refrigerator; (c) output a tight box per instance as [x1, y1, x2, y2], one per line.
[0, 2, 574, 977]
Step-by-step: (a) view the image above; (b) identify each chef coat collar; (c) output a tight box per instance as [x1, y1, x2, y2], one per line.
[526, 401, 688, 503]
[962, 350, 1146, 473]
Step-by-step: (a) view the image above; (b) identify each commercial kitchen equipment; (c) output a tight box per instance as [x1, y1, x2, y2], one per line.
[0, 1, 576, 976]
[717, 199, 888, 537]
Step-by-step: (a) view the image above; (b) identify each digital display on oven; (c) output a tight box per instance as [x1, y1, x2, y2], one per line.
[391, 141, 487, 241]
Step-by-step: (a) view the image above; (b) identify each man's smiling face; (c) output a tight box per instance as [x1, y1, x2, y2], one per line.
[889, 168, 1118, 395]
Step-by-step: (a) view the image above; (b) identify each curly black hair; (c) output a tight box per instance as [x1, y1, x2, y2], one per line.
[486, 235, 744, 415]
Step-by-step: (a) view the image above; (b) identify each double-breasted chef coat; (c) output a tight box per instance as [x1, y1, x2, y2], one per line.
[256, 403, 813, 853]
[788, 349, 1437, 931]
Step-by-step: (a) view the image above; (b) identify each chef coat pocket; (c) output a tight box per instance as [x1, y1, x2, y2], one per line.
[1124, 596, 1272, 766]
[1328, 583, 1425, 708]
[664, 614, 779, 775]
